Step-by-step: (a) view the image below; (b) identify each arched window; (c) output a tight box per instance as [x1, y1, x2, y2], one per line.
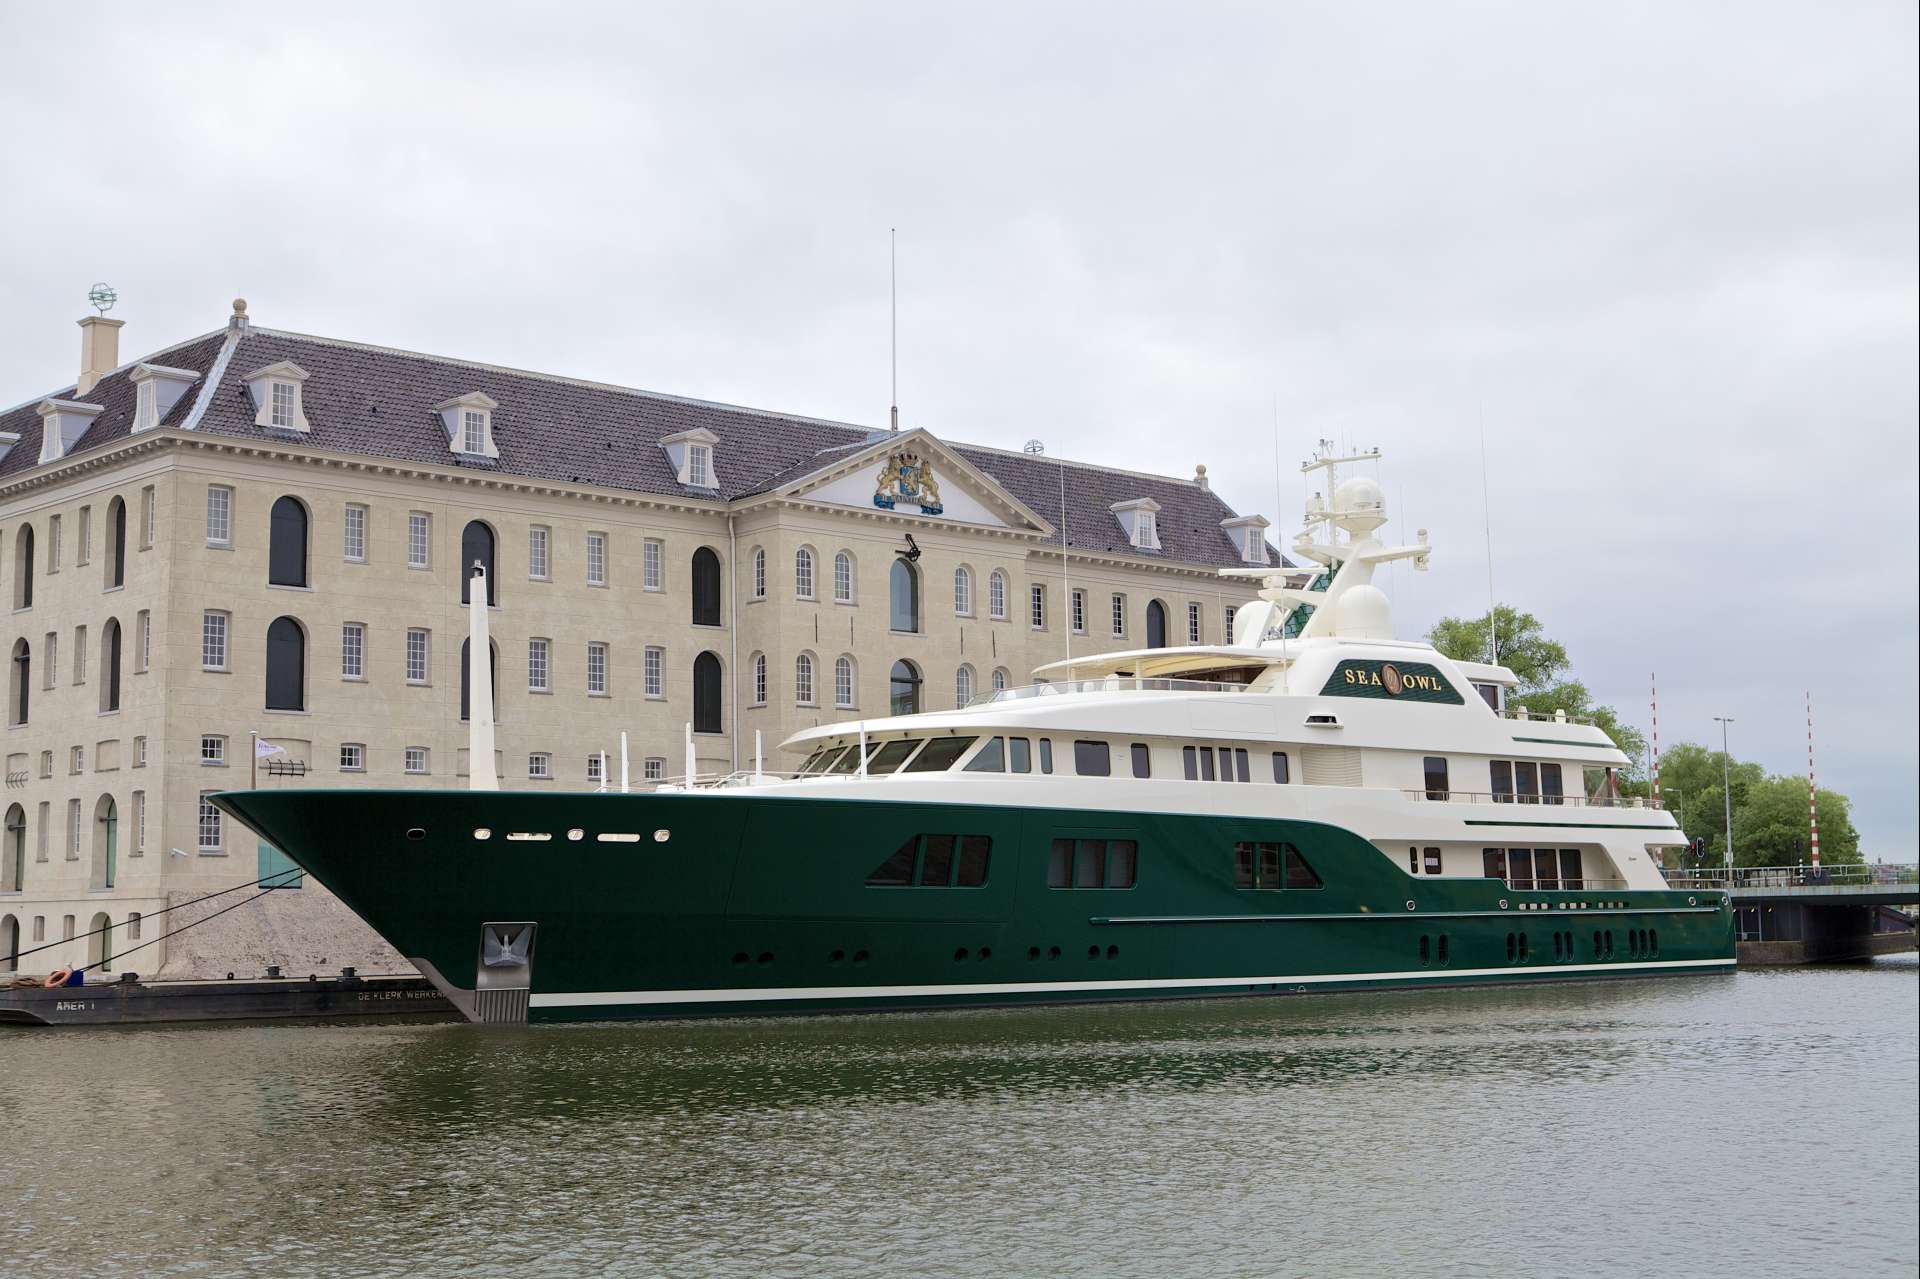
[2, 804, 24, 895]
[459, 637, 499, 722]
[889, 559, 920, 633]
[106, 497, 128, 589]
[955, 664, 975, 707]
[268, 496, 309, 587]
[100, 618, 122, 713]
[92, 795, 118, 891]
[833, 552, 854, 603]
[692, 651, 723, 733]
[889, 659, 922, 717]
[750, 547, 766, 599]
[751, 652, 768, 706]
[1, 913, 18, 974]
[1146, 599, 1168, 649]
[13, 524, 33, 609]
[461, 521, 497, 604]
[265, 616, 306, 711]
[953, 566, 973, 616]
[795, 547, 815, 599]
[8, 639, 29, 726]
[835, 656, 856, 708]
[795, 653, 815, 705]
[87, 911, 113, 972]
[991, 667, 1009, 693]
[691, 548, 722, 626]
[988, 570, 1007, 620]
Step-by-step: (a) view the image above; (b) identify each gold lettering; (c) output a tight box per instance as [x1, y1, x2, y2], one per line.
[1345, 669, 1356, 683]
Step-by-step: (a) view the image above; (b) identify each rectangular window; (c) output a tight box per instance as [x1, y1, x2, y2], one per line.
[1559, 848, 1584, 888]
[38, 751, 52, 779]
[271, 381, 296, 428]
[643, 757, 665, 781]
[1048, 838, 1072, 888]
[408, 512, 431, 568]
[1187, 602, 1202, 644]
[1534, 847, 1560, 891]
[687, 444, 713, 487]
[1008, 737, 1032, 774]
[201, 735, 225, 765]
[643, 646, 664, 698]
[343, 504, 368, 561]
[1183, 745, 1197, 780]
[48, 514, 62, 572]
[1071, 590, 1086, 634]
[1540, 763, 1564, 806]
[1482, 848, 1508, 880]
[68, 799, 82, 857]
[404, 747, 429, 774]
[528, 752, 551, 779]
[1074, 740, 1111, 776]
[586, 642, 608, 695]
[339, 743, 365, 771]
[1515, 761, 1540, 804]
[919, 835, 956, 886]
[42, 633, 56, 689]
[1272, 751, 1290, 784]
[206, 486, 232, 545]
[1073, 838, 1105, 888]
[72, 625, 87, 684]
[1424, 756, 1449, 801]
[36, 803, 48, 858]
[136, 610, 151, 672]
[69, 745, 84, 774]
[528, 526, 550, 579]
[131, 791, 146, 852]
[405, 628, 430, 683]
[528, 638, 550, 691]
[32, 916, 44, 941]
[341, 623, 366, 679]
[1423, 847, 1443, 875]
[1223, 605, 1237, 639]
[586, 532, 608, 586]
[642, 538, 662, 591]
[1029, 584, 1046, 629]
[77, 506, 91, 564]
[1038, 738, 1053, 774]
[1131, 743, 1151, 778]
[198, 794, 222, 850]
[1111, 593, 1126, 637]
[1490, 760, 1514, 803]
[1509, 847, 1535, 890]
[141, 486, 156, 548]
[462, 410, 486, 454]
[133, 736, 147, 767]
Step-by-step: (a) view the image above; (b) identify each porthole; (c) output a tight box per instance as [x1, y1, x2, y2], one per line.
[566, 828, 584, 841]
[852, 949, 870, 965]
[1105, 945, 1119, 960]
[405, 827, 426, 841]
[828, 949, 845, 965]
[1027, 946, 1041, 961]
[731, 952, 748, 967]
[1048, 946, 1061, 960]
[1498, 899, 1509, 910]
[1087, 945, 1100, 959]
[756, 952, 774, 966]
[653, 829, 670, 843]
[473, 827, 492, 841]
[1405, 900, 1416, 911]
[954, 947, 969, 962]
[978, 947, 992, 961]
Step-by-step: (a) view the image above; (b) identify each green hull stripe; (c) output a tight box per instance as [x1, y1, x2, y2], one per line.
[528, 958, 1735, 1009]
[1096, 905, 1721, 924]
[1464, 819, 1675, 830]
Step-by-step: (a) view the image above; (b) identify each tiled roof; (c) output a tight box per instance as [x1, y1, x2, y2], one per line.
[1, 324, 1279, 569]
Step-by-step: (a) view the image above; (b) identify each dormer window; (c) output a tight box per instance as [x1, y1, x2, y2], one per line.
[660, 427, 721, 490]
[434, 392, 500, 460]
[1110, 498, 1162, 552]
[243, 362, 311, 432]
[36, 399, 106, 464]
[1220, 514, 1271, 565]
[129, 364, 199, 434]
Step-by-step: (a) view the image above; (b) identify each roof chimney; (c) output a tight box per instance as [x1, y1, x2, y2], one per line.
[77, 315, 125, 396]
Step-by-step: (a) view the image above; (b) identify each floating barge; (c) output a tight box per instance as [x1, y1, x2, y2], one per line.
[0, 972, 456, 1027]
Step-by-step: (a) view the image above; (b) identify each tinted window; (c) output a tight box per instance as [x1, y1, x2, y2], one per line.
[1073, 839, 1105, 888]
[1008, 738, 1032, 774]
[1424, 756, 1449, 799]
[690, 547, 721, 625]
[956, 836, 991, 887]
[1283, 847, 1321, 889]
[460, 520, 496, 604]
[1258, 842, 1281, 886]
[1491, 760, 1514, 802]
[692, 651, 723, 733]
[919, 835, 956, 885]
[1131, 743, 1151, 778]
[904, 736, 976, 773]
[1509, 848, 1535, 888]
[1422, 847, 1442, 875]
[965, 737, 1005, 772]
[1047, 838, 1072, 887]
[868, 739, 923, 774]
[1483, 848, 1508, 879]
[1541, 763, 1564, 805]
[1183, 746, 1198, 780]
[1108, 840, 1137, 888]
[827, 742, 875, 774]
[1560, 848, 1583, 887]
[866, 837, 916, 885]
[269, 497, 308, 588]
[1198, 748, 1215, 782]
[265, 617, 305, 711]
[1038, 739, 1053, 774]
[1515, 762, 1540, 802]
[1074, 740, 1111, 776]
[1233, 748, 1250, 782]
[1233, 842, 1254, 888]
[1534, 847, 1559, 890]
[1272, 752, 1290, 784]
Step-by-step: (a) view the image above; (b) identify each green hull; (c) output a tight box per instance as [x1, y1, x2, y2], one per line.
[213, 788, 1736, 1023]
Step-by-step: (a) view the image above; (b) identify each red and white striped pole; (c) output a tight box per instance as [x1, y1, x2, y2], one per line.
[1650, 672, 1661, 807]
[1806, 690, 1820, 868]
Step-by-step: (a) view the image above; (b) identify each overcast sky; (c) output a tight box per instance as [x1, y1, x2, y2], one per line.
[3, 2, 1915, 854]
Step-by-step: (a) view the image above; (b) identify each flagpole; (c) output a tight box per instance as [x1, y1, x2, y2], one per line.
[250, 731, 258, 789]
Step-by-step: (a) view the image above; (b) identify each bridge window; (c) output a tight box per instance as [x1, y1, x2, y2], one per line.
[1009, 738, 1032, 774]
[866, 834, 991, 887]
[866, 739, 923, 775]
[965, 737, 1005, 772]
[1074, 740, 1111, 777]
[902, 735, 976, 773]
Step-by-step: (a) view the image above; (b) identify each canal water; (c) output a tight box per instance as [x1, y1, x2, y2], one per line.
[2, 960, 1914, 1278]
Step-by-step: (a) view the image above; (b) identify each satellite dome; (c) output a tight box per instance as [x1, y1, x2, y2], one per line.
[1332, 476, 1386, 534]
[1333, 584, 1393, 639]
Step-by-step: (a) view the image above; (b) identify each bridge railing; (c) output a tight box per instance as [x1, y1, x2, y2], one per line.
[1663, 862, 1919, 890]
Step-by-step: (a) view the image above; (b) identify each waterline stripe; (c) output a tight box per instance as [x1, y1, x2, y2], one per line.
[528, 958, 1735, 1009]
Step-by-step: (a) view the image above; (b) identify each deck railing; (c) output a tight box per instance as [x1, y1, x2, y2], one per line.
[1661, 862, 1919, 889]
[1499, 706, 1601, 727]
[1491, 875, 1630, 892]
[972, 676, 1250, 707]
[1403, 789, 1661, 810]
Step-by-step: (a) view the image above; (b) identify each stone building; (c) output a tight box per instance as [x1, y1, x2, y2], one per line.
[0, 299, 1271, 980]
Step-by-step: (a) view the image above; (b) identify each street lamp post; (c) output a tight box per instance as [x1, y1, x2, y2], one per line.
[1713, 716, 1736, 877]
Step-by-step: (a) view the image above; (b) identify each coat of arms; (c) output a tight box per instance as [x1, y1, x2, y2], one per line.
[873, 449, 943, 515]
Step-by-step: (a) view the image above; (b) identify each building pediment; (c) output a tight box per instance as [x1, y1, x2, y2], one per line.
[772, 429, 1049, 534]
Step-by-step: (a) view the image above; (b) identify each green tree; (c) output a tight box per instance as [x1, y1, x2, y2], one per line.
[1733, 776, 1861, 867]
[1428, 605, 1645, 765]
[1655, 741, 1765, 859]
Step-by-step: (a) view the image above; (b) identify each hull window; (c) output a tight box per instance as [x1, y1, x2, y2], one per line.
[919, 835, 956, 885]
[866, 834, 993, 888]
[1422, 847, 1442, 876]
[866, 837, 916, 885]
[1232, 841, 1322, 890]
[1271, 752, 1290, 784]
[1130, 743, 1151, 778]
[1074, 740, 1111, 777]
[1049, 837, 1137, 890]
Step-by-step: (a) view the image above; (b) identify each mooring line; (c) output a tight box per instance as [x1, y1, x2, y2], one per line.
[2, 866, 305, 972]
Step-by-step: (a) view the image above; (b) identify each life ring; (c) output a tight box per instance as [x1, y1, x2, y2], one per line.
[43, 967, 73, 989]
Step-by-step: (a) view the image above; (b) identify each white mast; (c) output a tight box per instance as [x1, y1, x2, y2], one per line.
[466, 562, 498, 791]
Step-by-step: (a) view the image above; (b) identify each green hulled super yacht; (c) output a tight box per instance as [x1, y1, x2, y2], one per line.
[215, 447, 1734, 1023]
